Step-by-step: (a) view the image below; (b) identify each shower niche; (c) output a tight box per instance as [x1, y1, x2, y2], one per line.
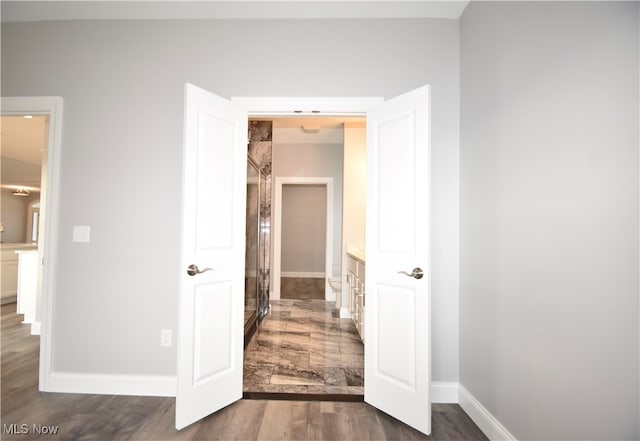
[244, 121, 272, 342]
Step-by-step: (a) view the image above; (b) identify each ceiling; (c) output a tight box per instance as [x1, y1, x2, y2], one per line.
[266, 116, 364, 130]
[1, 1, 470, 22]
[252, 116, 365, 144]
[0, 115, 47, 193]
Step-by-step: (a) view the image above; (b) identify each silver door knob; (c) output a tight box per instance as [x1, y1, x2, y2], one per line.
[187, 264, 213, 276]
[398, 267, 424, 279]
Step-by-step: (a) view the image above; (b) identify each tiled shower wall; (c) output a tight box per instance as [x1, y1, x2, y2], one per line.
[249, 121, 272, 321]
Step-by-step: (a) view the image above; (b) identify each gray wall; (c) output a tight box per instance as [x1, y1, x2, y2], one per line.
[273, 142, 343, 277]
[460, 2, 639, 440]
[1, 18, 460, 382]
[281, 184, 327, 274]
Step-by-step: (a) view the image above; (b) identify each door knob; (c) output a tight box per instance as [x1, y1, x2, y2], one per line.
[398, 267, 424, 280]
[187, 264, 213, 276]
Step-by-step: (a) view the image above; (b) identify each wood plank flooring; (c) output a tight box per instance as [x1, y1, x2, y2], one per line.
[1, 303, 488, 441]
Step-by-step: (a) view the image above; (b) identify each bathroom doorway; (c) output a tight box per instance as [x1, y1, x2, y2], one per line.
[242, 117, 364, 398]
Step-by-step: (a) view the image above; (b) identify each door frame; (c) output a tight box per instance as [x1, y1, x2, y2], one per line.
[272, 177, 334, 301]
[231, 97, 383, 117]
[1, 96, 64, 392]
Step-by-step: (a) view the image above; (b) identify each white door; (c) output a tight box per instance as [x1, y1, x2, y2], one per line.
[175, 83, 248, 430]
[364, 85, 431, 435]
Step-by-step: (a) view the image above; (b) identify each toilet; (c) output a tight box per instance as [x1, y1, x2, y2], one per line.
[327, 275, 342, 294]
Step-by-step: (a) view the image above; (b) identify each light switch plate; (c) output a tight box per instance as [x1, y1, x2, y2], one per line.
[73, 226, 90, 243]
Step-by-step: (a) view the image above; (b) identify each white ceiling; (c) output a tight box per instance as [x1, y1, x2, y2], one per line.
[1, 1, 470, 22]
[254, 116, 365, 144]
[267, 116, 364, 129]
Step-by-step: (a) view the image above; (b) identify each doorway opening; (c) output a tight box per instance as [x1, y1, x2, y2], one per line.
[1, 96, 63, 393]
[274, 178, 334, 302]
[242, 116, 366, 398]
[280, 183, 328, 301]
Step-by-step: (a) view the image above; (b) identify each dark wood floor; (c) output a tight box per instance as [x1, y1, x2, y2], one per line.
[1, 303, 488, 441]
[280, 277, 325, 300]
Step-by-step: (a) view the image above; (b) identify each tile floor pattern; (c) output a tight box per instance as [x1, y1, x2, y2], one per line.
[244, 299, 364, 395]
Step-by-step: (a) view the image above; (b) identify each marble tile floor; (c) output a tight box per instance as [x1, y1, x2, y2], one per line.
[244, 299, 364, 395]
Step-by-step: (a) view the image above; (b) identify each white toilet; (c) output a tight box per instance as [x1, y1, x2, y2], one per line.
[327, 275, 342, 294]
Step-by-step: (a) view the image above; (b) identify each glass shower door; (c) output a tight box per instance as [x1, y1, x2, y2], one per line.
[244, 159, 260, 332]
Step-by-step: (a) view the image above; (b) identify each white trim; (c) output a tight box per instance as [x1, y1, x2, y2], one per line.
[30, 321, 41, 335]
[48, 372, 176, 397]
[459, 385, 517, 441]
[232, 96, 382, 117]
[281, 271, 326, 278]
[273, 177, 334, 301]
[1, 96, 63, 394]
[339, 307, 352, 319]
[431, 381, 459, 404]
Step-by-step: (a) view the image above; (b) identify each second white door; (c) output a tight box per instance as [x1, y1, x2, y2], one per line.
[364, 85, 431, 435]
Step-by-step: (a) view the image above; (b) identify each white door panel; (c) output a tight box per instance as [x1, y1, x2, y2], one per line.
[365, 85, 431, 435]
[176, 83, 248, 430]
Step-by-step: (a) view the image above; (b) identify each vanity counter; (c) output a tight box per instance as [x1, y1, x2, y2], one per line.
[346, 245, 365, 264]
[1, 243, 37, 304]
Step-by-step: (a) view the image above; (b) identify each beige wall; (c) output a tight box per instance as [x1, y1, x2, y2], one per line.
[1, 189, 29, 243]
[342, 123, 366, 253]
[340, 123, 367, 308]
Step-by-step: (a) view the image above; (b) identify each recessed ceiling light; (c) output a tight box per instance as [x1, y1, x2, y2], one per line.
[23, 115, 33, 119]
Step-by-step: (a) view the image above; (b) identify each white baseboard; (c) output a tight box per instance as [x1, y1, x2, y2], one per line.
[281, 272, 326, 278]
[431, 381, 459, 403]
[46, 372, 176, 397]
[30, 321, 41, 335]
[339, 307, 351, 319]
[459, 384, 517, 441]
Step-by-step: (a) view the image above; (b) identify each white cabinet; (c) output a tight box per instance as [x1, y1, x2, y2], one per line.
[16, 249, 38, 324]
[1, 248, 19, 303]
[1, 244, 36, 304]
[347, 254, 365, 342]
